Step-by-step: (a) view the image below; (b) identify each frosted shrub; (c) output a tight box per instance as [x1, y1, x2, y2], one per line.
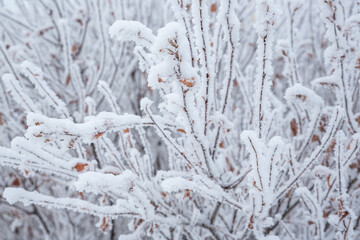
[0, 0, 359, 239]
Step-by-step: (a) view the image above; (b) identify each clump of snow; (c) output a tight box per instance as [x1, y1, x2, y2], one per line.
[109, 20, 156, 48]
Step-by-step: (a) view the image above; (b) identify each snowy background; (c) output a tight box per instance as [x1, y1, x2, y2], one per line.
[0, 0, 359, 239]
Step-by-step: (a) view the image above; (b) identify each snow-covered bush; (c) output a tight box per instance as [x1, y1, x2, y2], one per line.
[0, 0, 359, 239]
